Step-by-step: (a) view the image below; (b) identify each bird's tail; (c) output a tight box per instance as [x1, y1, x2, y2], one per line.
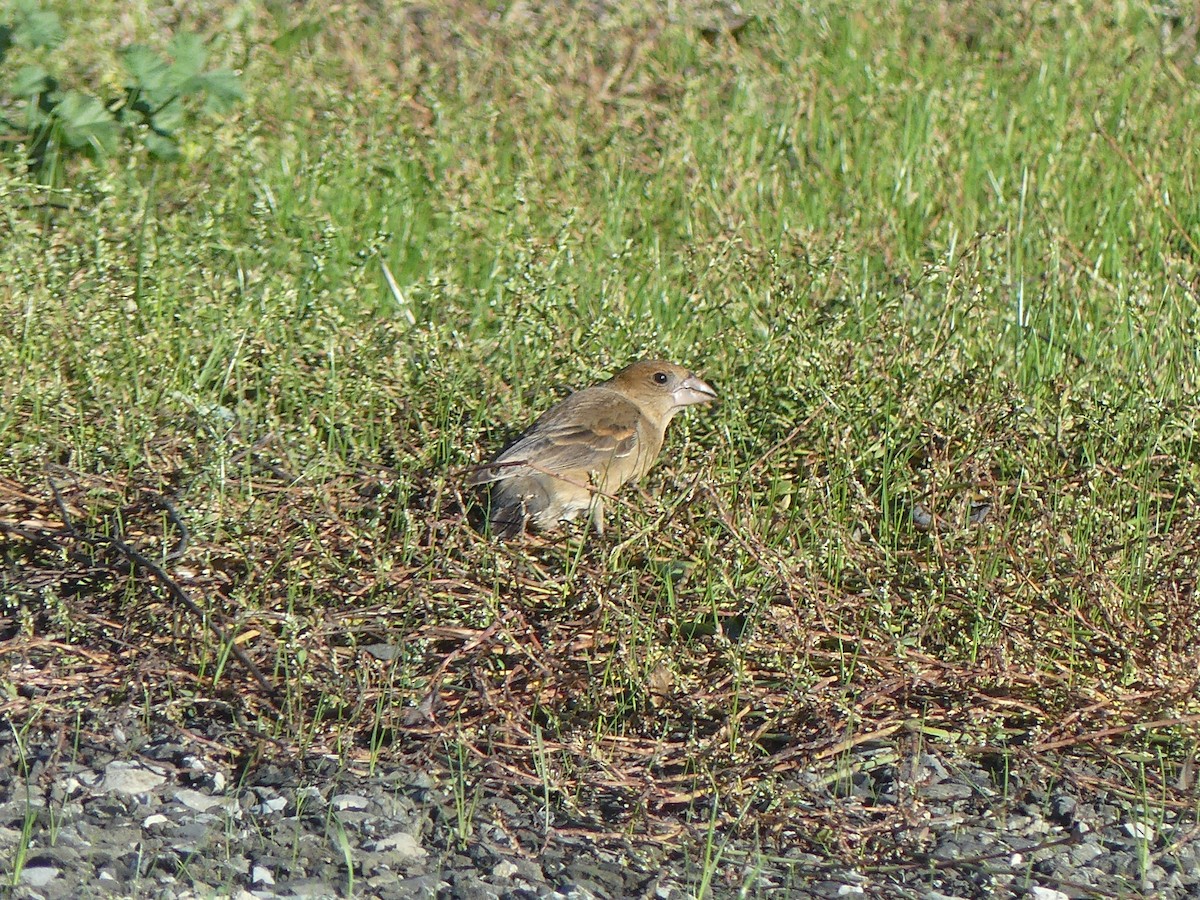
[486, 477, 551, 538]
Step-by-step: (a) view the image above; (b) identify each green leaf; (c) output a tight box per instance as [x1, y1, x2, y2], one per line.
[166, 33, 206, 81]
[53, 91, 118, 154]
[142, 132, 180, 160]
[149, 97, 185, 135]
[122, 44, 169, 92]
[0, 25, 13, 64]
[12, 4, 63, 50]
[198, 69, 244, 114]
[222, 3, 253, 32]
[12, 64, 51, 96]
[24, 99, 49, 130]
[270, 18, 324, 54]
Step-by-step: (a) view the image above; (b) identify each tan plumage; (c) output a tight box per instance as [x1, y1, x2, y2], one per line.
[468, 360, 717, 536]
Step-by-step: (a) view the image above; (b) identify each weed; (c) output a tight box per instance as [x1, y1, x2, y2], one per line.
[0, 2, 243, 178]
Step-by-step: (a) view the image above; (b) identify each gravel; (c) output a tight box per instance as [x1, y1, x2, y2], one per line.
[1, 714, 1197, 899]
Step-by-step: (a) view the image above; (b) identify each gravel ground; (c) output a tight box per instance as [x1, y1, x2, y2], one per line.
[2, 711, 1197, 899]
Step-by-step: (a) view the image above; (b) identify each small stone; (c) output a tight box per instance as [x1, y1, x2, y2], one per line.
[918, 754, 951, 782]
[1069, 843, 1104, 866]
[562, 859, 627, 896]
[1125, 821, 1154, 840]
[369, 830, 426, 862]
[364, 643, 403, 661]
[103, 761, 167, 795]
[251, 796, 288, 815]
[142, 813, 169, 828]
[252, 864, 275, 885]
[1096, 850, 1136, 875]
[277, 876, 344, 896]
[391, 874, 446, 897]
[922, 782, 973, 801]
[555, 883, 602, 900]
[1026, 888, 1068, 900]
[493, 860, 519, 880]
[1142, 864, 1167, 886]
[19, 865, 59, 887]
[1158, 871, 1186, 892]
[1020, 817, 1052, 837]
[911, 503, 934, 530]
[297, 786, 324, 804]
[173, 789, 237, 814]
[170, 819, 214, 853]
[332, 794, 371, 811]
[451, 871, 502, 900]
[1049, 795, 1077, 826]
[812, 883, 851, 899]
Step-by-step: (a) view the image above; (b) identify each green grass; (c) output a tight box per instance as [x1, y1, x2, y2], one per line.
[3, 0, 1200, 867]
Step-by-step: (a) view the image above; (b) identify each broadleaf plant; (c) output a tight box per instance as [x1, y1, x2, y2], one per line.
[0, 2, 244, 178]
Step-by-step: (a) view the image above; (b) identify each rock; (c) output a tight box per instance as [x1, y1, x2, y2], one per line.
[297, 786, 325, 805]
[331, 793, 371, 811]
[813, 882, 853, 898]
[173, 788, 239, 814]
[921, 782, 974, 801]
[101, 761, 166, 795]
[19, 864, 60, 887]
[917, 753, 951, 782]
[368, 830, 426, 862]
[250, 795, 288, 815]
[1049, 794, 1077, 826]
[390, 874, 447, 897]
[1124, 821, 1154, 840]
[1142, 863, 1167, 886]
[492, 859, 519, 879]
[450, 871, 502, 900]
[275, 876, 345, 896]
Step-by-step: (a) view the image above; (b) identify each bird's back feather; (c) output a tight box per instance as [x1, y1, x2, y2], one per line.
[467, 386, 646, 486]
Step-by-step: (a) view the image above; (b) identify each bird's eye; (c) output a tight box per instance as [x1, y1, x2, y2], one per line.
[653, 372, 669, 384]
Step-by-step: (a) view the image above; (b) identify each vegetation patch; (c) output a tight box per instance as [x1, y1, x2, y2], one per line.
[2, 0, 1200, 877]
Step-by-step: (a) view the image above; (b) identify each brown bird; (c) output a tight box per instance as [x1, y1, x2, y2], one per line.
[468, 360, 717, 536]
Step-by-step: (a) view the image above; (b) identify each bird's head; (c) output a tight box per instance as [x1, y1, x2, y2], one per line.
[608, 360, 718, 422]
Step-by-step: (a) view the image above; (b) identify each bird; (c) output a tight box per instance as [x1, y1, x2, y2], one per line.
[468, 360, 717, 536]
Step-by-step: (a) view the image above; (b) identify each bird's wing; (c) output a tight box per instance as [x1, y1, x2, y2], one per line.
[467, 388, 643, 484]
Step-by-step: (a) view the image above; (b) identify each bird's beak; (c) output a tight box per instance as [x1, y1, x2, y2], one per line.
[675, 374, 718, 407]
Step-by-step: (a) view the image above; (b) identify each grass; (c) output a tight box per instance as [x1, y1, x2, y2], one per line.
[3, 0, 1200, 876]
